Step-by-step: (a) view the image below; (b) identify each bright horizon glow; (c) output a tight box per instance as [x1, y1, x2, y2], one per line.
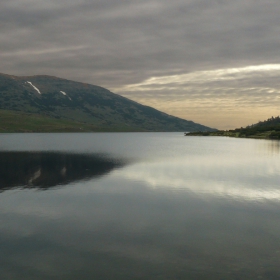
[114, 64, 280, 129]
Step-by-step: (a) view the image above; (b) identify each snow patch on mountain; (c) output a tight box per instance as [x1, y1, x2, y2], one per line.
[27, 81, 41, 94]
[60, 91, 72, 100]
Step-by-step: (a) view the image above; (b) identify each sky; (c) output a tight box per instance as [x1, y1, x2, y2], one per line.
[1, 0, 280, 129]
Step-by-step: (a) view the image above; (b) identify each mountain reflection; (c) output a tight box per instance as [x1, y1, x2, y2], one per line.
[0, 152, 126, 191]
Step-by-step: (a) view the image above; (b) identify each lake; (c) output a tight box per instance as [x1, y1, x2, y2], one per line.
[0, 133, 280, 280]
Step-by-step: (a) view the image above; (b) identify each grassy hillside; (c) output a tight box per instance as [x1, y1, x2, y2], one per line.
[185, 116, 280, 139]
[0, 73, 214, 132]
[0, 110, 144, 132]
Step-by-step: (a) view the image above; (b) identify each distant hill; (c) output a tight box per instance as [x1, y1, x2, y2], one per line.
[0, 73, 214, 132]
[186, 116, 280, 139]
[248, 116, 280, 129]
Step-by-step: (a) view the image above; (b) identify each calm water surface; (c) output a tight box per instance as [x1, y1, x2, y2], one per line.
[0, 133, 280, 280]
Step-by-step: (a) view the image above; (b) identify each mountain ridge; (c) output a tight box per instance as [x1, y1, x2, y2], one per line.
[0, 73, 215, 132]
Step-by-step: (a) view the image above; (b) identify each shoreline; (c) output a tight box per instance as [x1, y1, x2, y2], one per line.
[184, 131, 280, 140]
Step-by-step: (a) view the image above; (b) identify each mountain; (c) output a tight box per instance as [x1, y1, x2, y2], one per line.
[0, 73, 214, 132]
[186, 116, 280, 139]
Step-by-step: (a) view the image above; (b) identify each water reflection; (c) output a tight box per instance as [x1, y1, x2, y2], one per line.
[0, 152, 126, 191]
[1, 134, 280, 279]
[266, 140, 280, 154]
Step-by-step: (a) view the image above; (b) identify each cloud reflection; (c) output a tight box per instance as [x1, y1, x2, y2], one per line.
[114, 156, 280, 202]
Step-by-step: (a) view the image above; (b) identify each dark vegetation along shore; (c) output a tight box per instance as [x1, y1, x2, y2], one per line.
[185, 116, 280, 139]
[0, 73, 214, 132]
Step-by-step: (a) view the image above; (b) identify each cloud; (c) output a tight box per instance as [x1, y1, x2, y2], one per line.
[1, 0, 280, 127]
[115, 64, 280, 91]
[2, 0, 280, 82]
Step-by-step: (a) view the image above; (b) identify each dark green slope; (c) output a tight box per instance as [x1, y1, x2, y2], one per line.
[0, 73, 214, 132]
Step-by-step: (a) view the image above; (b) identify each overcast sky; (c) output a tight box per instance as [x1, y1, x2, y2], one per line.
[1, 0, 280, 129]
